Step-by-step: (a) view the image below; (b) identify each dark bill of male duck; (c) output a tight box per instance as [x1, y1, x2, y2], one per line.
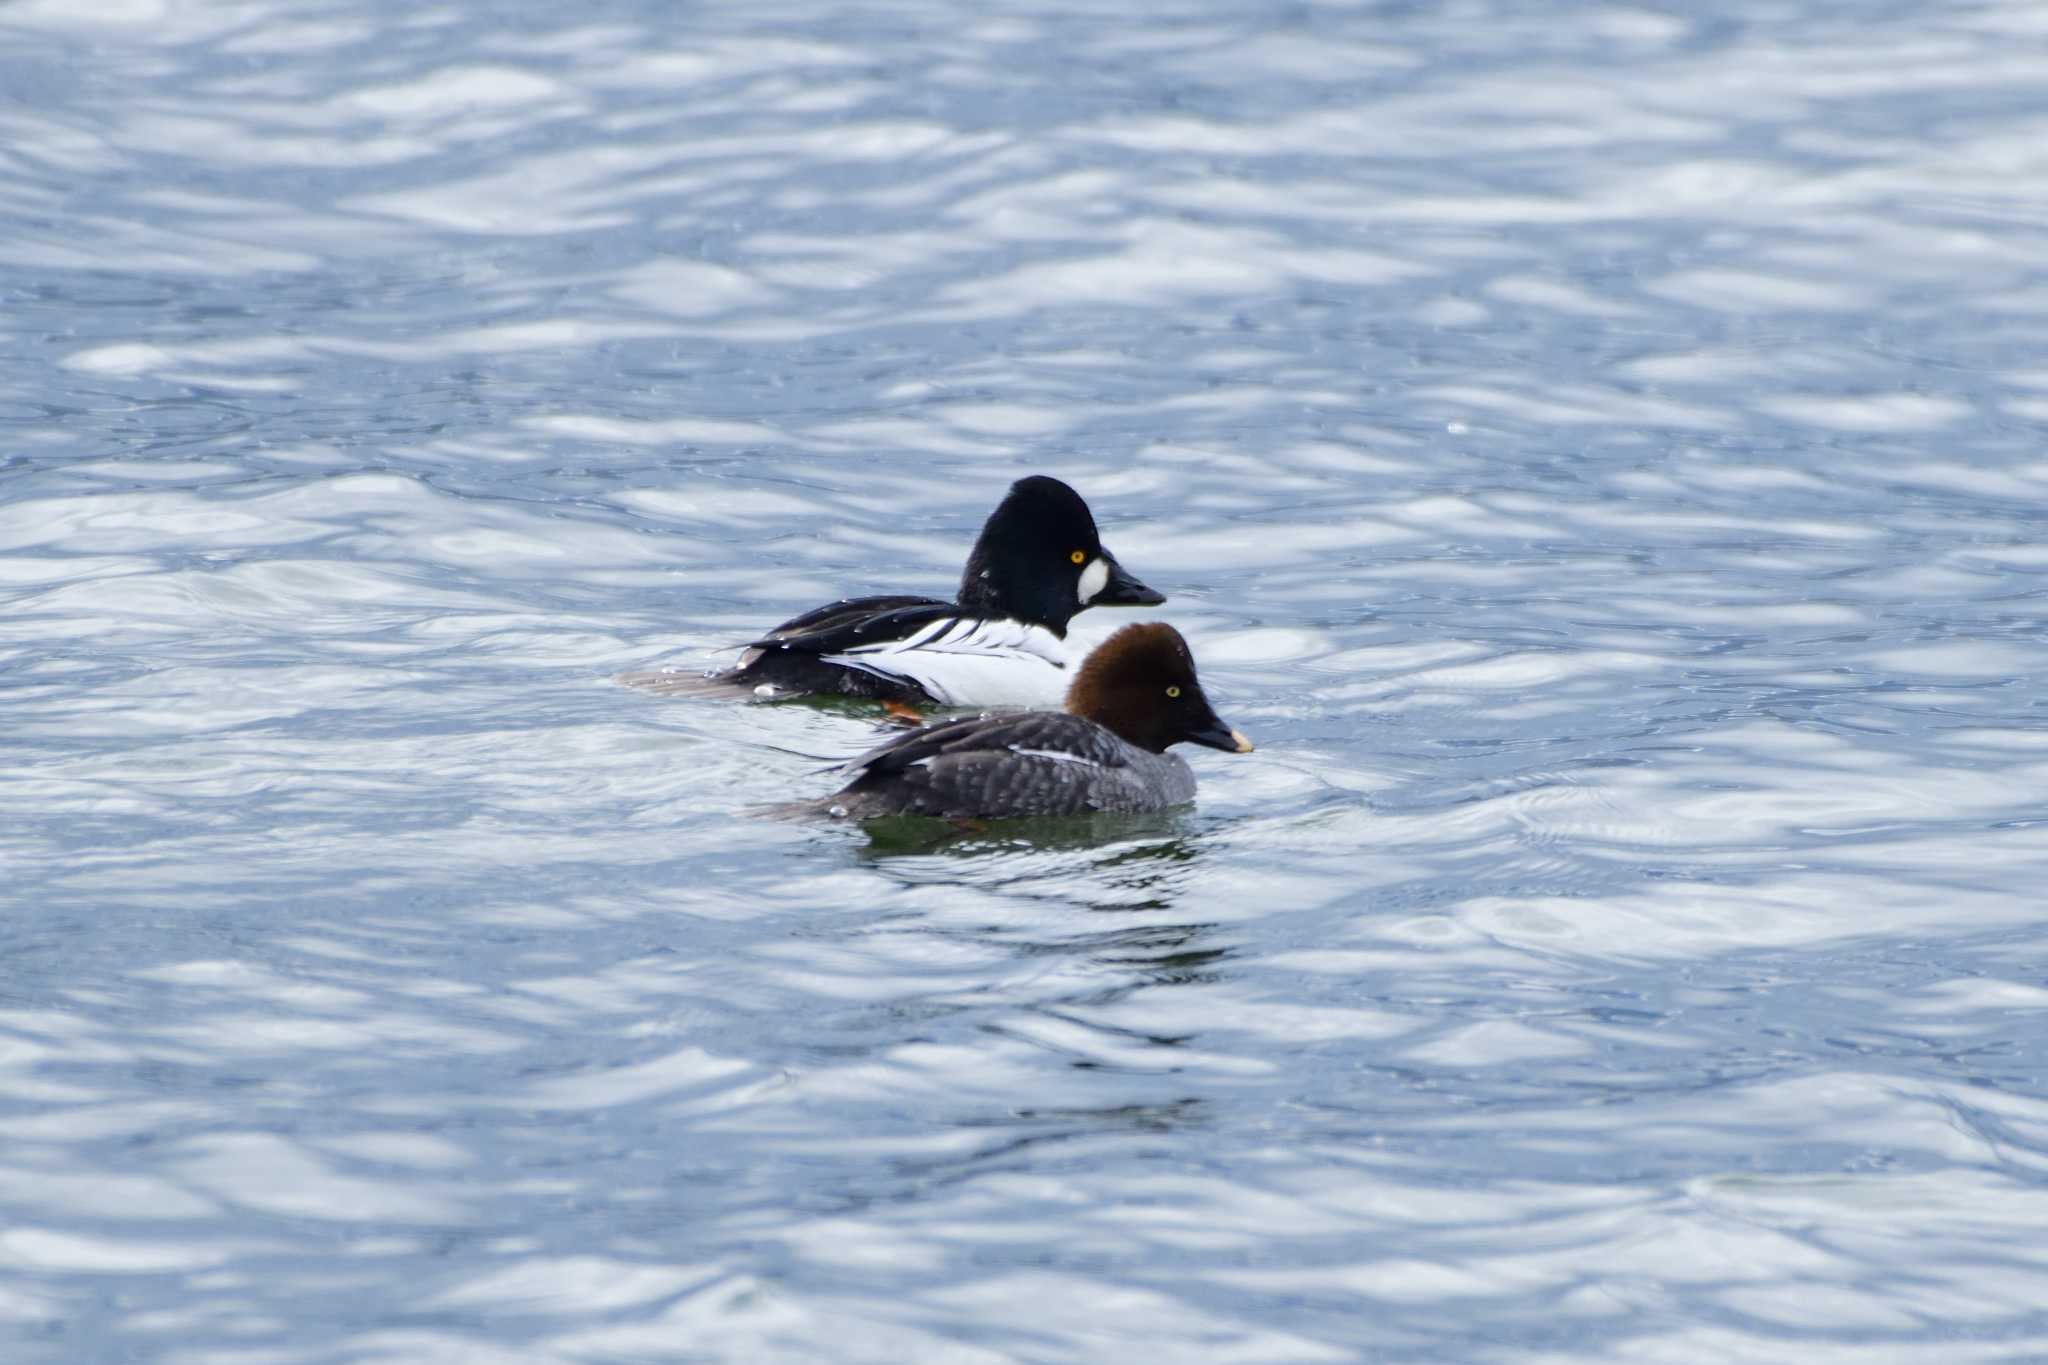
[619, 476, 1164, 709]
[790, 622, 1253, 821]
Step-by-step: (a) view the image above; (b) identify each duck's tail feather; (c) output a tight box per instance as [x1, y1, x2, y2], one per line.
[746, 797, 837, 821]
[615, 668, 760, 699]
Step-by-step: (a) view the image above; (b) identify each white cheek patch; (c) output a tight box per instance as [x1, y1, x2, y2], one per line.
[1077, 557, 1110, 604]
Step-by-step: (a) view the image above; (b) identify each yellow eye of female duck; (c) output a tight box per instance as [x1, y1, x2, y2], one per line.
[1069, 550, 1086, 564]
[1165, 685, 1181, 698]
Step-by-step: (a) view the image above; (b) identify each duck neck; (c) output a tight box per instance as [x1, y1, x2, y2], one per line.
[958, 555, 1075, 635]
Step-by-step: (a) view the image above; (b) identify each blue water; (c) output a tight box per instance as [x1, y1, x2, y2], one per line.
[6, 1, 2048, 1360]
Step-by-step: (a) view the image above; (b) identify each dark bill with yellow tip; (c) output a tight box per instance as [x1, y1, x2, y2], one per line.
[1188, 722, 1255, 754]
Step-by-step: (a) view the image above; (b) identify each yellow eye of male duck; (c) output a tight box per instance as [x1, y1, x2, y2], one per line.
[1165, 685, 1181, 698]
[1070, 550, 1086, 564]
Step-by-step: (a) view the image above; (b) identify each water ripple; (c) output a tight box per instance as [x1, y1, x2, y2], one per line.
[6, 0, 2048, 1359]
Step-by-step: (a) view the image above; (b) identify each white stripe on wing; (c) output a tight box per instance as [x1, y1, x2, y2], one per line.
[1008, 747, 1102, 769]
[824, 616, 1068, 707]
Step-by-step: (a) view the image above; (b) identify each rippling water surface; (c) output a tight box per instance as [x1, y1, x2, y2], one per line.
[6, 1, 2048, 1360]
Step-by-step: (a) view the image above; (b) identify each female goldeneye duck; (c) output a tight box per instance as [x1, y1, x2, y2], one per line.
[620, 475, 1163, 708]
[808, 622, 1253, 820]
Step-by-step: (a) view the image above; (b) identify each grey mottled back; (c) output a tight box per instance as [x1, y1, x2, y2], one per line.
[825, 711, 1196, 819]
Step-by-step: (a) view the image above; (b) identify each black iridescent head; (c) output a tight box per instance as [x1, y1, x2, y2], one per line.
[1065, 622, 1253, 756]
[955, 475, 1165, 635]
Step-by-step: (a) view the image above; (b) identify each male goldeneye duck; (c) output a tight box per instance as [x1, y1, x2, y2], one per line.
[807, 622, 1253, 820]
[620, 475, 1163, 708]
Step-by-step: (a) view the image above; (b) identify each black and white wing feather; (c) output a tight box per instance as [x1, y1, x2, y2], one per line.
[817, 613, 1065, 707]
[626, 598, 1066, 707]
[749, 595, 950, 649]
[618, 595, 948, 699]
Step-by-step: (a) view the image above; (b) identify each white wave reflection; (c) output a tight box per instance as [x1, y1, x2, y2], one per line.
[6, 0, 2048, 1359]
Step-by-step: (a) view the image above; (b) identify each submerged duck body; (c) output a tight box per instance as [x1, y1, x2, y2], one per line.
[623, 476, 1163, 708]
[813, 622, 1252, 820]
